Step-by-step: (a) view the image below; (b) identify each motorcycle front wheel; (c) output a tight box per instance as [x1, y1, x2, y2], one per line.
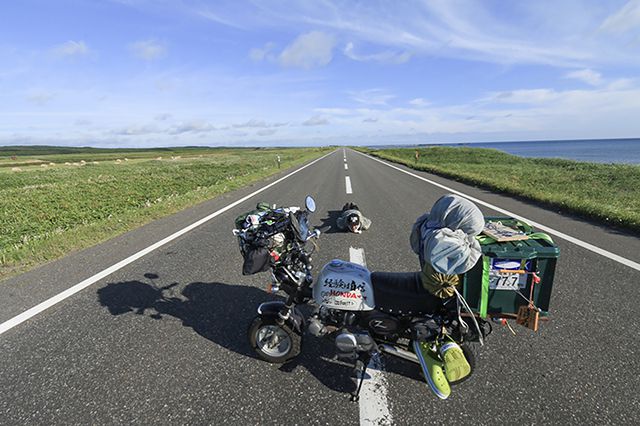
[248, 316, 302, 364]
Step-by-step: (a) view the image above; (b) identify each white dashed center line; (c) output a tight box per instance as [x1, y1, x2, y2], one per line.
[345, 163, 348, 170]
[349, 246, 366, 266]
[345, 176, 353, 194]
[349, 247, 392, 426]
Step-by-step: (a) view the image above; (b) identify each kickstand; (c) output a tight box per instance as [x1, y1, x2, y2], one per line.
[350, 356, 370, 403]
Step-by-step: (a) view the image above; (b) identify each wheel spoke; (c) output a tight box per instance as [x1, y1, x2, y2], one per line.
[256, 325, 292, 357]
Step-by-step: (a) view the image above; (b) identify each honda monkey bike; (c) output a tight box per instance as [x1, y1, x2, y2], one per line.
[235, 196, 489, 401]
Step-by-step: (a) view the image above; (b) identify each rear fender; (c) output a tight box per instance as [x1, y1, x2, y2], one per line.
[257, 301, 305, 334]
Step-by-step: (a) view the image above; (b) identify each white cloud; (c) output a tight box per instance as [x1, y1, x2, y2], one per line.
[113, 1, 640, 68]
[349, 89, 395, 106]
[155, 79, 177, 92]
[600, 0, 640, 33]
[490, 89, 560, 105]
[565, 69, 603, 86]
[607, 78, 635, 90]
[302, 115, 329, 126]
[343, 42, 411, 64]
[256, 129, 277, 136]
[233, 119, 267, 128]
[257, 1, 593, 67]
[198, 8, 247, 30]
[409, 98, 429, 107]
[232, 119, 287, 128]
[129, 39, 167, 61]
[314, 108, 354, 116]
[249, 42, 276, 62]
[5, 79, 640, 146]
[279, 31, 336, 69]
[154, 113, 172, 121]
[169, 121, 216, 134]
[52, 40, 89, 57]
[113, 125, 159, 136]
[271, 1, 640, 67]
[26, 90, 55, 105]
[308, 80, 640, 141]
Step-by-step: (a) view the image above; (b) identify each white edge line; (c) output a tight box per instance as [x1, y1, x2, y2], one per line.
[0, 150, 337, 336]
[345, 176, 353, 194]
[349, 247, 392, 426]
[356, 150, 640, 272]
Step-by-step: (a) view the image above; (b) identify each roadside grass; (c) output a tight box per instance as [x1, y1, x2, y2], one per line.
[0, 147, 329, 280]
[0, 146, 256, 168]
[360, 146, 640, 232]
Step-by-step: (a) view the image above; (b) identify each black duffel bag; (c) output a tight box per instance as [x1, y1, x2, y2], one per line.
[242, 238, 271, 275]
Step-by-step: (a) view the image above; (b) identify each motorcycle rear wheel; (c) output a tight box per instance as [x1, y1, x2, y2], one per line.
[248, 316, 302, 364]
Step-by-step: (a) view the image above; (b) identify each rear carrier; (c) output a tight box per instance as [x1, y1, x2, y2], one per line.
[314, 259, 375, 311]
[462, 217, 560, 328]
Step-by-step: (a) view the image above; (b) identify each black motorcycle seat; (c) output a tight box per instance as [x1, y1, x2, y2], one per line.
[370, 271, 442, 315]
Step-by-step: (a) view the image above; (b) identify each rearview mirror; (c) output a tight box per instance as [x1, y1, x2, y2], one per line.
[305, 195, 316, 213]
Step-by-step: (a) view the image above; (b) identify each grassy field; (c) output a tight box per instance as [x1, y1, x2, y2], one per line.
[361, 146, 640, 232]
[0, 146, 235, 167]
[0, 146, 329, 280]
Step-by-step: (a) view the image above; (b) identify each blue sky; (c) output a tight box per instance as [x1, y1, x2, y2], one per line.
[2, 0, 640, 147]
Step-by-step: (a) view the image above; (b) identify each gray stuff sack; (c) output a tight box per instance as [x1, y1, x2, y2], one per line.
[410, 194, 485, 275]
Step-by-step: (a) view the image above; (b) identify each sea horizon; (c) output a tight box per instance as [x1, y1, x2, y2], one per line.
[369, 137, 640, 165]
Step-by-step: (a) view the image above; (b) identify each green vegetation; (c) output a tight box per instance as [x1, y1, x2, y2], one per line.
[361, 146, 640, 232]
[0, 147, 329, 280]
[0, 146, 243, 167]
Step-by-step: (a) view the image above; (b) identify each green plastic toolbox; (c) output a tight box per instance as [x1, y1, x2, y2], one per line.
[462, 217, 560, 318]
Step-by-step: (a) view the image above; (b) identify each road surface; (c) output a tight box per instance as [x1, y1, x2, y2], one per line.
[1, 149, 639, 425]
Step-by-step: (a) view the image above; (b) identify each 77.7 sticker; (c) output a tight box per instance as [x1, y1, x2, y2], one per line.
[488, 259, 530, 290]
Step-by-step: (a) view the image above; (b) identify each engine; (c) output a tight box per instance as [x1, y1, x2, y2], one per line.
[308, 306, 376, 361]
[308, 306, 354, 336]
[334, 330, 375, 360]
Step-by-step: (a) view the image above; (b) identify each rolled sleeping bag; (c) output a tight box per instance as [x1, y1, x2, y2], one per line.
[423, 227, 482, 275]
[410, 194, 485, 274]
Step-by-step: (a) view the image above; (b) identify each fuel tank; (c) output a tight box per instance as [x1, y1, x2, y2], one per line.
[314, 259, 375, 311]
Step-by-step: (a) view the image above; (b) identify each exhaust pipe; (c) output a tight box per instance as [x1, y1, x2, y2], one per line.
[378, 344, 419, 364]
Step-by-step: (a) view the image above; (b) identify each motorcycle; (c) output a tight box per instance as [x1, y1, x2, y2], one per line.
[234, 196, 489, 401]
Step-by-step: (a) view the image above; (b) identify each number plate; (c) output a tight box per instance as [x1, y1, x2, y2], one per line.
[489, 259, 529, 290]
[489, 272, 526, 290]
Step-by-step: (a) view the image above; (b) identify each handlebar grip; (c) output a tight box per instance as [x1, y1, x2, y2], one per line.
[306, 229, 321, 241]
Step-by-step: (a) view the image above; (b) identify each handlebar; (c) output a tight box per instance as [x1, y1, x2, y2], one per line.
[232, 219, 320, 242]
[306, 229, 321, 241]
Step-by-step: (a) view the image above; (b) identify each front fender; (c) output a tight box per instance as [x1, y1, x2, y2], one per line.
[257, 301, 305, 334]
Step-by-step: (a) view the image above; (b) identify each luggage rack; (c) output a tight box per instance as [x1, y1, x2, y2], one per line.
[461, 216, 560, 327]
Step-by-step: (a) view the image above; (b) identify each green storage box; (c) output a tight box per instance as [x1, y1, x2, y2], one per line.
[462, 217, 560, 318]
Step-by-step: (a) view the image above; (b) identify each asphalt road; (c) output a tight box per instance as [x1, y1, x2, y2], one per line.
[1, 148, 639, 425]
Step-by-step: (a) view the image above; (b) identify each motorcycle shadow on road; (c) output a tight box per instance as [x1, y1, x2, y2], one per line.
[97, 273, 357, 395]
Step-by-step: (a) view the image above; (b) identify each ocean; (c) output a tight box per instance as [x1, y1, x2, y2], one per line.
[450, 138, 640, 164]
